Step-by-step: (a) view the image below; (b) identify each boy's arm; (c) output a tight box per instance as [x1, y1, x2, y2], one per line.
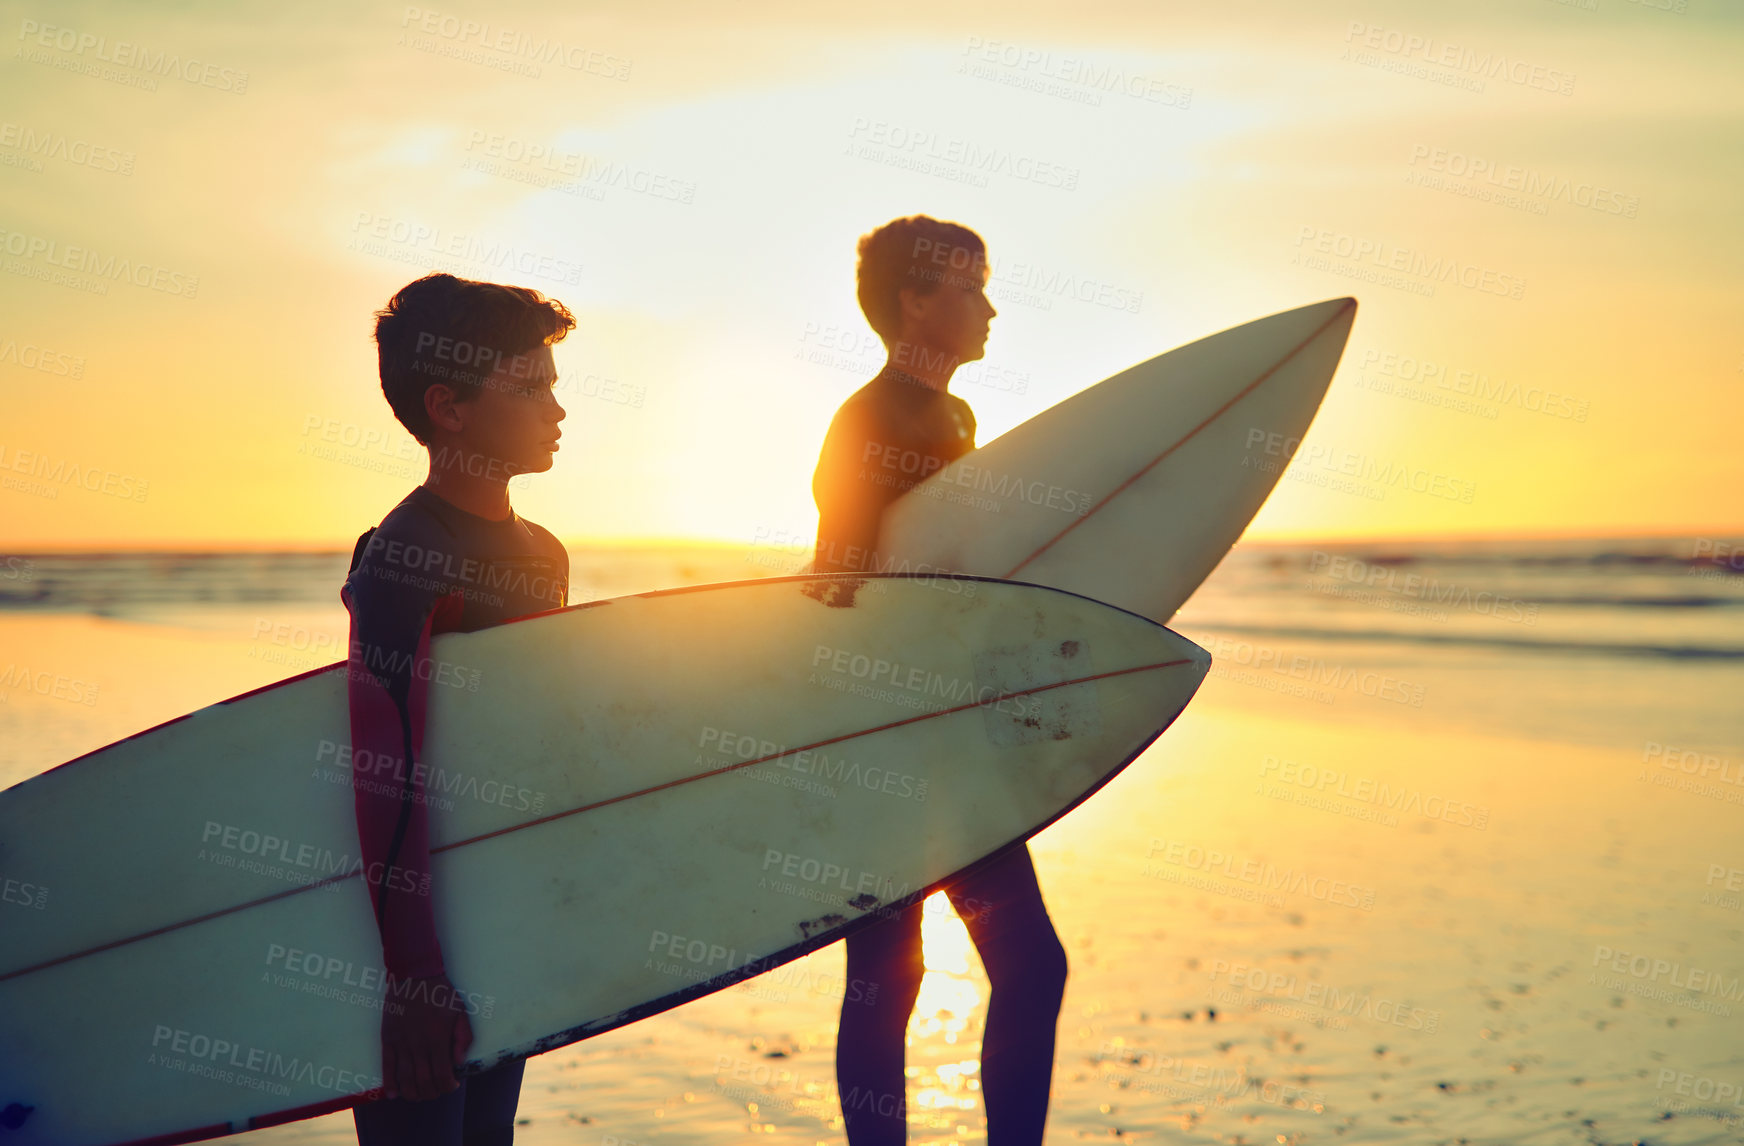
[341, 546, 462, 980]
[812, 405, 899, 574]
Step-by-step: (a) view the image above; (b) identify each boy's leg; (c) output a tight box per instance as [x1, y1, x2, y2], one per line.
[837, 899, 927, 1146]
[353, 1082, 465, 1146]
[352, 1057, 525, 1146]
[459, 1057, 526, 1146]
[946, 844, 1069, 1146]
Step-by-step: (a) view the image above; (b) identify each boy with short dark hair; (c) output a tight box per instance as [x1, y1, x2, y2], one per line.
[813, 216, 1069, 1146]
[342, 272, 573, 1144]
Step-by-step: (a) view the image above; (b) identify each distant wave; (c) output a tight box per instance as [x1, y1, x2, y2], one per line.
[1518, 595, 1740, 609]
[0, 552, 349, 611]
[1256, 549, 1744, 573]
[1177, 622, 1744, 662]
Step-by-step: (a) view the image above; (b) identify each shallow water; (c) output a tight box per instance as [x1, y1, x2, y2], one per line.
[2, 537, 1740, 1144]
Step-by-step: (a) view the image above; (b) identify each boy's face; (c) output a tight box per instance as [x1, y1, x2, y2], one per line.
[432, 344, 566, 477]
[897, 254, 996, 366]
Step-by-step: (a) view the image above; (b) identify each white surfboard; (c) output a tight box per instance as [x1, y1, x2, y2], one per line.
[877, 297, 1357, 622]
[0, 575, 1208, 1146]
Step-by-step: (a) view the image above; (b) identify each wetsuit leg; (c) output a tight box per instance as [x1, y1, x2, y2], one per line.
[351, 1058, 525, 1146]
[837, 898, 927, 1146]
[946, 844, 1068, 1146]
[460, 1057, 526, 1146]
[352, 1082, 464, 1146]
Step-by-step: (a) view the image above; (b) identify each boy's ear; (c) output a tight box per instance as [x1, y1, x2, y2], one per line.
[422, 382, 464, 436]
[897, 285, 929, 325]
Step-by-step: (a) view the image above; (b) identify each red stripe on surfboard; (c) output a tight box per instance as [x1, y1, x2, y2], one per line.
[433, 656, 1198, 854]
[1001, 297, 1355, 580]
[247, 1090, 375, 1129]
[103, 1088, 373, 1144]
[0, 656, 1197, 984]
[107, 1121, 235, 1146]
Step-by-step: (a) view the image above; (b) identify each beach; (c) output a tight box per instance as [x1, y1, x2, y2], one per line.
[3, 536, 1740, 1144]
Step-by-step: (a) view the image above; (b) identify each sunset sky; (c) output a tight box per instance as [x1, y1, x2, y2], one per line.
[3, 0, 1739, 549]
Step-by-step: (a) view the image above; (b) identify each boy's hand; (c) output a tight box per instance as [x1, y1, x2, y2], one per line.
[381, 972, 473, 1101]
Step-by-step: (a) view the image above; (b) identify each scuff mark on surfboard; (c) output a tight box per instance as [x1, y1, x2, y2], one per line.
[974, 638, 1105, 746]
[797, 912, 848, 939]
[848, 893, 879, 911]
[800, 578, 864, 609]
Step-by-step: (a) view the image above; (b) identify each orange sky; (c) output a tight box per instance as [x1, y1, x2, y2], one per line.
[2, 0, 1740, 549]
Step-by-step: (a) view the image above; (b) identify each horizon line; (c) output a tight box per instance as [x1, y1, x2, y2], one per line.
[3, 526, 1741, 556]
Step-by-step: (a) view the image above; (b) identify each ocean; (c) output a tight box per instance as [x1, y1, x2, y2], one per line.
[2, 535, 1740, 1144]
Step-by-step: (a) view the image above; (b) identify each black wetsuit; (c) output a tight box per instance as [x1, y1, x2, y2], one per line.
[812, 364, 976, 573]
[341, 484, 568, 1145]
[812, 366, 1069, 1146]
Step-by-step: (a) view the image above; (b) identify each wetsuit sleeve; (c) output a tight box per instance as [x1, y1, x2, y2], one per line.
[341, 528, 464, 980]
[812, 404, 902, 574]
